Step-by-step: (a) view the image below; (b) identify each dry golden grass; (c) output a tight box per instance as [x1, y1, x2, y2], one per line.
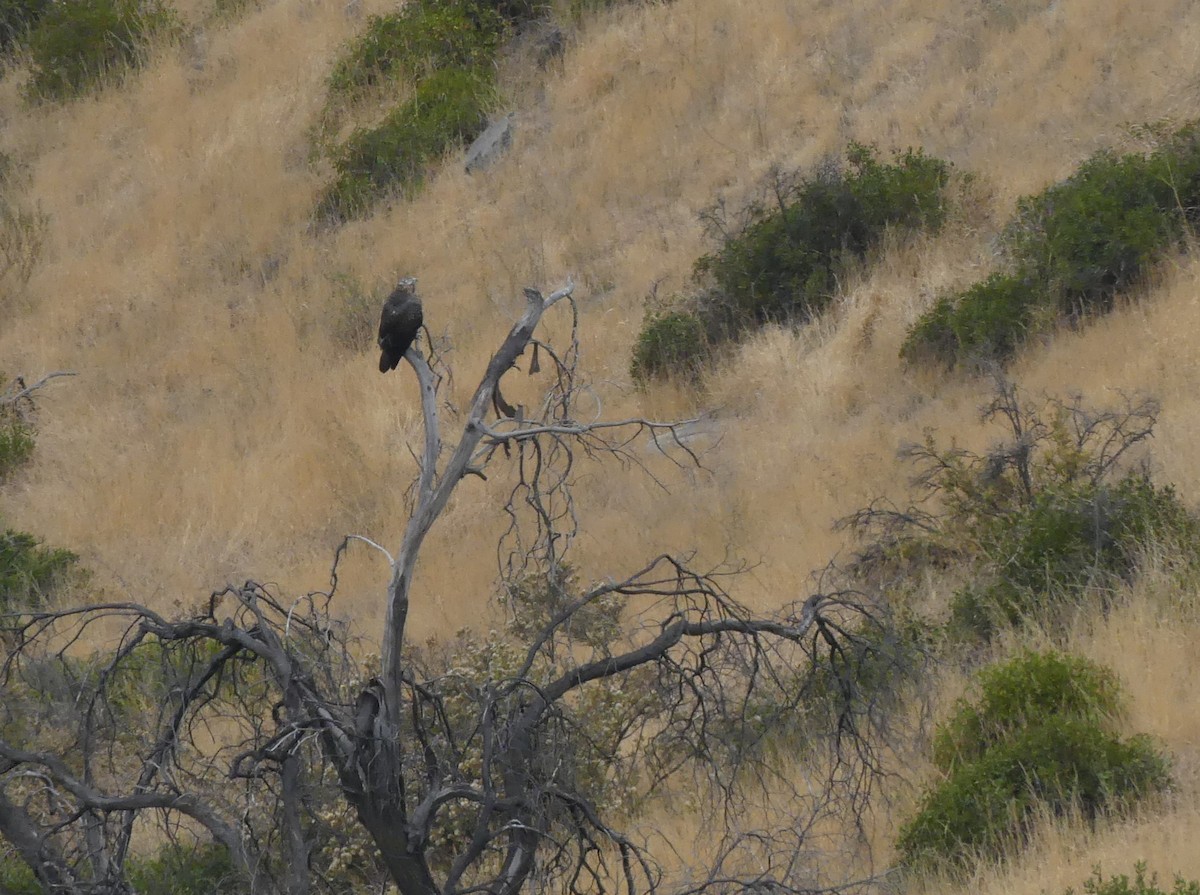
[4, 0, 1200, 882]
[904, 805, 1200, 895]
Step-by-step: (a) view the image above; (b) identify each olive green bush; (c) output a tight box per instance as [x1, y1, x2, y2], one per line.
[1069, 864, 1200, 895]
[950, 472, 1197, 641]
[318, 0, 559, 219]
[632, 144, 950, 381]
[0, 0, 51, 56]
[0, 528, 76, 616]
[903, 121, 1200, 369]
[128, 842, 246, 895]
[629, 307, 710, 382]
[900, 272, 1043, 369]
[696, 144, 949, 332]
[896, 651, 1170, 874]
[1, 378, 77, 617]
[24, 0, 177, 101]
[0, 853, 38, 895]
[321, 66, 494, 219]
[0, 842, 246, 895]
[327, 2, 504, 100]
[845, 384, 1200, 643]
[931, 650, 1123, 770]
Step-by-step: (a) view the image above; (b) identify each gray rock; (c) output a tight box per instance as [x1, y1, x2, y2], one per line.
[465, 113, 516, 175]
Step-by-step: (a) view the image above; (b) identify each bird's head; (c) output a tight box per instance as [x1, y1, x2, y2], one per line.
[397, 276, 418, 292]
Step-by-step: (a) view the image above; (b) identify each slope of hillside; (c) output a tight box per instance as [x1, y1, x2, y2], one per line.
[3, 0, 1197, 634]
[3, 0, 1200, 885]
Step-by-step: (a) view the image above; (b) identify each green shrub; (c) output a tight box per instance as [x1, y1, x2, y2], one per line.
[0, 0, 52, 55]
[904, 120, 1200, 369]
[846, 142, 951, 233]
[129, 842, 246, 895]
[0, 843, 248, 895]
[899, 272, 1043, 368]
[897, 651, 1170, 874]
[25, 0, 177, 101]
[629, 307, 710, 382]
[319, 0, 548, 215]
[1007, 150, 1181, 316]
[1153, 121, 1200, 222]
[1070, 864, 1200, 895]
[321, 66, 494, 219]
[950, 473, 1198, 642]
[899, 718, 1168, 872]
[845, 385, 1200, 642]
[931, 650, 1123, 770]
[0, 854, 39, 895]
[34, 0, 174, 95]
[0, 528, 77, 613]
[328, 2, 503, 99]
[633, 145, 950, 380]
[695, 144, 950, 332]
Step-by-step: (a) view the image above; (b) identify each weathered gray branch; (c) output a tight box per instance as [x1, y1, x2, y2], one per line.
[0, 371, 75, 408]
[381, 282, 575, 728]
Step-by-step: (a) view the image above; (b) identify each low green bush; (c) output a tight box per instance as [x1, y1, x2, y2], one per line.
[899, 272, 1043, 368]
[319, 0, 557, 217]
[629, 307, 710, 382]
[321, 66, 494, 219]
[845, 384, 1200, 642]
[1070, 864, 1200, 895]
[129, 842, 246, 895]
[24, 0, 177, 101]
[897, 651, 1170, 875]
[1007, 141, 1197, 314]
[950, 473, 1198, 642]
[328, 2, 503, 99]
[904, 121, 1200, 369]
[0, 528, 76, 613]
[0, 854, 39, 895]
[0, 0, 52, 56]
[931, 650, 1123, 770]
[899, 718, 1168, 872]
[0, 842, 247, 895]
[696, 144, 950, 332]
[632, 144, 950, 381]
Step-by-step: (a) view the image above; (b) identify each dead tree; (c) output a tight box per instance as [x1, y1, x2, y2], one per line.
[0, 283, 898, 895]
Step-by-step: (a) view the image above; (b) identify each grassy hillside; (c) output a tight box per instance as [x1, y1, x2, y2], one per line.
[3, 0, 1200, 889]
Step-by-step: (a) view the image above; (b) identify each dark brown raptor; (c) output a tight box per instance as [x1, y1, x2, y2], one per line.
[377, 277, 423, 373]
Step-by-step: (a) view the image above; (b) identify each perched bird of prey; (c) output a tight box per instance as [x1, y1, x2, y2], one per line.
[378, 278, 423, 373]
